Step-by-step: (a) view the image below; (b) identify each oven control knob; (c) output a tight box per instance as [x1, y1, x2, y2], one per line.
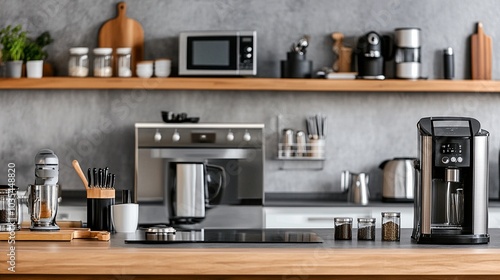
[243, 130, 251, 141]
[226, 131, 234, 142]
[172, 130, 180, 142]
[154, 130, 162, 142]
[246, 47, 253, 53]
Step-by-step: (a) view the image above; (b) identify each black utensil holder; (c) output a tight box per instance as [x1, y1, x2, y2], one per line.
[281, 52, 312, 78]
[86, 189, 115, 231]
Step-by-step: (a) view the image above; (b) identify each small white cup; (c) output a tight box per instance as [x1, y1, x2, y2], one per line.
[155, 59, 171, 78]
[111, 203, 139, 233]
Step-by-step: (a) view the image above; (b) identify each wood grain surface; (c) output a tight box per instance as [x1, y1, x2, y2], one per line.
[98, 2, 144, 77]
[1, 77, 500, 92]
[0, 228, 109, 241]
[471, 22, 492, 80]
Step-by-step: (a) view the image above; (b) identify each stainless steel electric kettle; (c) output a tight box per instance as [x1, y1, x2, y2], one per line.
[379, 157, 417, 202]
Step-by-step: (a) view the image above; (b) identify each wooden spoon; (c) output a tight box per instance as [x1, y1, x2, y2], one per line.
[72, 159, 89, 190]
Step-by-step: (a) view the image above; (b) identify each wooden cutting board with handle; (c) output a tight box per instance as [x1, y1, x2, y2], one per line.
[471, 22, 492, 80]
[98, 1, 144, 76]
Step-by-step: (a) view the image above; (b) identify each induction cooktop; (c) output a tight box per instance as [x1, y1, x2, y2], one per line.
[125, 227, 323, 244]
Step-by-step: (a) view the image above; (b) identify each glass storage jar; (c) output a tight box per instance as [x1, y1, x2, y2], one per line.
[68, 47, 89, 77]
[116, 47, 132, 77]
[334, 217, 352, 240]
[357, 217, 376, 241]
[382, 212, 400, 241]
[93, 48, 113, 77]
[0, 185, 20, 232]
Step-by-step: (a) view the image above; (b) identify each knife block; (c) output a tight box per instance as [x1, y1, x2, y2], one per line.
[87, 188, 115, 231]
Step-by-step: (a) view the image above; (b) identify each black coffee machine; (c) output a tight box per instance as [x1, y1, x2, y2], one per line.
[355, 31, 393, 79]
[412, 117, 489, 244]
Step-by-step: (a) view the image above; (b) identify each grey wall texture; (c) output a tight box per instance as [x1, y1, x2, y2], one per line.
[1, 0, 500, 199]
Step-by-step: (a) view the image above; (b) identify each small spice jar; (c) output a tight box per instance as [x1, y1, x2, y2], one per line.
[116, 47, 132, 77]
[0, 185, 20, 232]
[93, 47, 113, 77]
[382, 212, 401, 241]
[334, 217, 352, 240]
[357, 217, 376, 241]
[68, 47, 89, 77]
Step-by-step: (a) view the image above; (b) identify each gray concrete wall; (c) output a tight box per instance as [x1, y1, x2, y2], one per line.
[1, 0, 500, 199]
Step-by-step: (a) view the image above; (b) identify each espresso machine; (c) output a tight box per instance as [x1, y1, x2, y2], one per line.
[412, 117, 489, 244]
[355, 31, 392, 79]
[28, 149, 60, 231]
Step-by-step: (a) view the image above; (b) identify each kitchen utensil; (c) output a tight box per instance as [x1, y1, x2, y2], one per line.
[72, 160, 89, 190]
[332, 32, 343, 72]
[87, 187, 115, 231]
[471, 22, 492, 80]
[341, 170, 370, 205]
[379, 157, 416, 202]
[27, 184, 60, 231]
[0, 185, 21, 232]
[443, 47, 454, 79]
[98, 2, 144, 77]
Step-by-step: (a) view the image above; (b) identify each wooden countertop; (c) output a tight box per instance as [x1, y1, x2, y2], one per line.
[2, 229, 500, 280]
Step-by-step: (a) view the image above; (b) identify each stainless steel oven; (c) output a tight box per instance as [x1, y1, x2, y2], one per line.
[134, 123, 264, 227]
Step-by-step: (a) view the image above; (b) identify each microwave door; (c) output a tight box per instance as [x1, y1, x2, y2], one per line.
[186, 36, 238, 74]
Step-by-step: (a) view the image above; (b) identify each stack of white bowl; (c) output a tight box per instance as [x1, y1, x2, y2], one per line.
[136, 61, 154, 78]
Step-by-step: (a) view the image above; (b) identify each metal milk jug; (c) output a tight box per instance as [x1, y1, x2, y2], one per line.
[341, 170, 370, 205]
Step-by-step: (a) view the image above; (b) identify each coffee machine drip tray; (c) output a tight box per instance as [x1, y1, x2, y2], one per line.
[125, 227, 323, 244]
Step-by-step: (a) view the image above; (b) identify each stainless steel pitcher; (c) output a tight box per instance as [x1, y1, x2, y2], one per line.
[27, 184, 60, 230]
[341, 170, 370, 205]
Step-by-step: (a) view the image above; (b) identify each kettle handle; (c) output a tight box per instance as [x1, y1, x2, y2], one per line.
[205, 164, 226, 203]
[340, 170, 351, 193]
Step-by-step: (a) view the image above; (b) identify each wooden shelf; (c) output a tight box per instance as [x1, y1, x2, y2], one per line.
[0, 77, 499, 92]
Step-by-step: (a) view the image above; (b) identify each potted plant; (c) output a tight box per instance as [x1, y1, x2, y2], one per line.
[0, 25, 27, 78]
[24, 31, 53, 78]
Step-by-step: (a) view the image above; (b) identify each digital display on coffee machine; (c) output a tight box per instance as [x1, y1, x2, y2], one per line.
[440, 143, 462, 154]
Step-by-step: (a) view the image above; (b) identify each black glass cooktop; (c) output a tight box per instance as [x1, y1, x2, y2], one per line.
[125, 228, 323, 244]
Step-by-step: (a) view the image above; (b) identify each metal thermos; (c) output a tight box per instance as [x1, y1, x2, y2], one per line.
[443, 47, 454, 79]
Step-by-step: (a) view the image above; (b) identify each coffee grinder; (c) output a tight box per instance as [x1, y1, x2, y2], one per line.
[412, 117, 489, 244]
[28, 149, 60, 231]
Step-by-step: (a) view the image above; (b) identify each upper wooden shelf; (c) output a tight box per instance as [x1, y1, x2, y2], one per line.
[0, 77, 499, 92]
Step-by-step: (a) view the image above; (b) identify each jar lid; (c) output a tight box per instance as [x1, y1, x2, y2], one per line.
[382, 212, 401, 217]
[69, 47, 89, 55]
[116, 47, 132, 55]
[357, 217, 376, 223]
[334, 217, 352, 222]
[93, 48, 113, 55]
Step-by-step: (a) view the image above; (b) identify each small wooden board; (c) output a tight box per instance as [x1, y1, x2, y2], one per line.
[471, 22, 492, 80]
[98, 1, 144, 76]
[0, 228, 110, 241]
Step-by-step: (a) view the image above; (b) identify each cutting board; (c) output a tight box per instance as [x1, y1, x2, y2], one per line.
[98, 2, 144, 76]
[0, 228, 110, 241]
[471, 22, 492, 80]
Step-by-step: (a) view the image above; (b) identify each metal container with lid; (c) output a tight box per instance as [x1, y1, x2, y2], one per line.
[0, 185, 21, 232]
[145, 225, 176, 241]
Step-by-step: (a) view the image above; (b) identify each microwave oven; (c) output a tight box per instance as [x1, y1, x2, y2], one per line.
[178, 31, 257, 76]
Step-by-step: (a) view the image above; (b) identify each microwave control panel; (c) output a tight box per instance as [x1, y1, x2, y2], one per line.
[239, 36, 255, 70]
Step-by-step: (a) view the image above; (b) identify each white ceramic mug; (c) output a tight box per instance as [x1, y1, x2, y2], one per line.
[154, 59, 171, 78]
[111, 203, 139, 233]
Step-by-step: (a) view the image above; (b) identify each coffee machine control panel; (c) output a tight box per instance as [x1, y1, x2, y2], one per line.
[435, 139, 470, 167]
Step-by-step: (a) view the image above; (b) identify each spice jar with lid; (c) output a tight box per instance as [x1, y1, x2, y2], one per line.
[334, 217, 352, 240]
[382, 212, 400, 241]
[93, 48, 113, 77]
[116, 47, 132, 77]
[68, 47, 89, 77]
[357, 217, 376, 241]
[0, 185, 21, 232]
